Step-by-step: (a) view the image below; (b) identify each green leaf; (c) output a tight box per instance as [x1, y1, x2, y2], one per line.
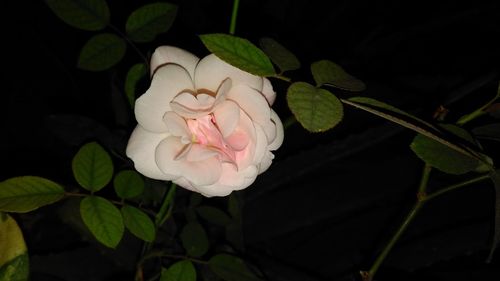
[209, 254, 262, 281]
[0, 254, 29, 281]
[487, 170, 500, 262]
[472, 123, 500, 142]
[287, 82, 343, 132]
[410, 125, 482, 175]
[126, 3, 178, 43]
[80, 196, 124, 248]
[160, 260, 196, 281]
[45, 0, 109, 31]
[121, 205, 155, 242]
[78, 33, 126, 71]
[200, 34, 276, 76]
[196, 206, 232, 226]
[0, 177, 65, 213]
[180, 222, 209, 257]
[72, 142, 114, 192]
[311, 60, 366, 91]
[0, 213, 29, 280]
[114, 170, 145, 199]
[124, 63, 147, 109]
[259, 37, 300, 72]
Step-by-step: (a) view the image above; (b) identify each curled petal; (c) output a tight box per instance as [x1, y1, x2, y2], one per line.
[126, 126, 177, 181]
[269, 110, 284, 151]
[186, 144, 219, 162]
[156, 136, 222, 186]
[232, 111, 256, 170]
[258, 151, 275, 174]
[252, 124, 268, 166]
[226, 84, 271, 127]
[262, 78, 276, 105]
[150, 46, 199, 79]
[136, 64, 194, 132]
[194, 164, 258, 197]
[194, 54, 263, 92]
[213, 100, 240, 138]
[170, 92, 214, 119]
[163, 112, 190, 142]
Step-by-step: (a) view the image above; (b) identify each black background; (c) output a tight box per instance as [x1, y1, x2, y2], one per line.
[3, 0, 500, 280]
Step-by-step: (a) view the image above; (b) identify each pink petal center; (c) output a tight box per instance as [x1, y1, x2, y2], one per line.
[186, 114, 240, 166]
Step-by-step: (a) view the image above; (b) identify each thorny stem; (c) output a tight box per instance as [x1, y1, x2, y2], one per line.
[229, 0, 240, 35]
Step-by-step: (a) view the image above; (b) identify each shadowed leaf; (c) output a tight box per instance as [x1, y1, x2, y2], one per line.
[78, 33, 126, 71]
[45, 0, 109, 31]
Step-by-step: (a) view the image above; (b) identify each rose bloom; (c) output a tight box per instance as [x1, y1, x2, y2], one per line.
[126, 46, 284, 197]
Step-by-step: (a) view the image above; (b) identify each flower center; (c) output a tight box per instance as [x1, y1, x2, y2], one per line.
[186, 114, 236, 165]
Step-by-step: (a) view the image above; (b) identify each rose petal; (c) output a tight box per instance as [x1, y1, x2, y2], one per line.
[186, 144, 219, 162]
[262, 78, 276, 105]
[126, 126, 177, 181]
[173, 177, 198, 192]
[226, 84, 271, 127]
[194, 54, 263, 92]
[252, 124, 268, 166]
[135, 64, 194, 132]
[194, 164, 258, 197]
[233, 111, 257, 170]
[163, 112, 190, 142]
[258, 151, 275, 174]
[170, 92, 215, 119]
[156, 136, 222, 186]
[150, 46, 199, 79]
[269, 110, 284, 151]
[213, 100, 240, 137]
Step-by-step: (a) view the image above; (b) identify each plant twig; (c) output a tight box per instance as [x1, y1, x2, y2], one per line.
[229, 0, 241, 35]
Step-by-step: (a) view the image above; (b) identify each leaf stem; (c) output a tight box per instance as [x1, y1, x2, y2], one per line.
[271, 74, 292, 82]
[139, 250, 209, 265]
[107, 23, 149, 69]
[229, 0, 241, 35]
[456, 85, 499, 126]
[64, 192, 156, 216]
[424, 173, 490, 202]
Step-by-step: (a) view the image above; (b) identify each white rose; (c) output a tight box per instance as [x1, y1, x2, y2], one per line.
[126, 46, 284, 197]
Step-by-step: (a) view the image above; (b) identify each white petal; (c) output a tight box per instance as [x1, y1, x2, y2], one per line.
[268, 110, 284, 151]
[252, 124, 268, 166]
[227, 84, 271, 127]
[194, 54, 263, 92]
[194, 164, 257, 197]
[156, 137, 222, 186]
[163, 112, 190, 140]
[233, 111, 257, 170]
[170, 92, 215, 119]
[150, 46, 199, 79]
[213, 100, 240, 137]
[258, 151, 275, 174]
[135, 64, 194, 133]
[126, 126, 177, 181]
[173, 177, 198, 192]
[186, 144, 219, 162]
[262, 78, 276, 105]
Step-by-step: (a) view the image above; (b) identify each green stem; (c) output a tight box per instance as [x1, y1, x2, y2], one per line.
[456, 89, 499, 126]
[271, 74, 292, 82]
[361, 164, 431, 281]
[424, 174, 490, 201]
[229, 0, 241, 35]
[361, 169, 491, 281]
[155, 183, 177, 227]
[107, 23, 149, 68]
[64, 192, 156, 216]
[363, 202, 423, 281]
[139, 250, 209, 265]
